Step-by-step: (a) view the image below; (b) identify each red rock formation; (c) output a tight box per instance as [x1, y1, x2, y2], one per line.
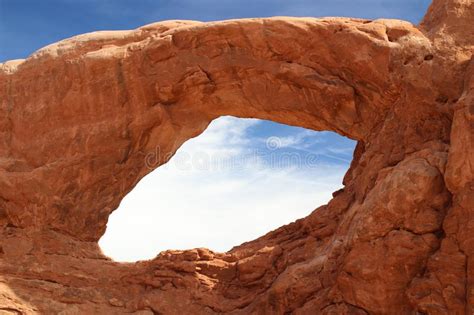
[0, 0, 472, 313]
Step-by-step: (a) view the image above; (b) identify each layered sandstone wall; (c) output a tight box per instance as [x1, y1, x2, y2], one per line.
[0, 0, 472, 314]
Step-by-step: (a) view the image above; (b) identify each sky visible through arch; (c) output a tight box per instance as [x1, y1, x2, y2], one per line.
[106, 117, 356, 260]
[1, 0, 432, 261]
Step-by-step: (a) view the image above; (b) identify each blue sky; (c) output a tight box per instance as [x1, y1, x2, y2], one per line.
[0, 0, 432, 261]
[1, 0, 431, 62]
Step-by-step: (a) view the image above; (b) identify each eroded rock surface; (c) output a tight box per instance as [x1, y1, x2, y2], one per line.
[0, 0, 473, 313]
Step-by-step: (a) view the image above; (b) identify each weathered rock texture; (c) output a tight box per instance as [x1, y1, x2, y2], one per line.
[0, 0, 473, 314]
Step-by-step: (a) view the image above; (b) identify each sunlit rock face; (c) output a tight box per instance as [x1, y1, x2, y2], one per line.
[0, 0, 472, 313]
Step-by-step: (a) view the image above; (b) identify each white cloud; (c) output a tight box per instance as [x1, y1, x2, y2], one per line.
[99, 116, 350, 262]
[275, 129, 321, 148]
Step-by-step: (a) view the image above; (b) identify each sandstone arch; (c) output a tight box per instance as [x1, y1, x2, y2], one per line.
[0, 0, 472, 314]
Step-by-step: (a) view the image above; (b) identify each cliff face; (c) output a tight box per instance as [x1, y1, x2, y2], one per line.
[0, 0, 472, 314]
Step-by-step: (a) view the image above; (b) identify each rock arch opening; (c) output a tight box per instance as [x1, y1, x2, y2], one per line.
[99, 116, 356, 261]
